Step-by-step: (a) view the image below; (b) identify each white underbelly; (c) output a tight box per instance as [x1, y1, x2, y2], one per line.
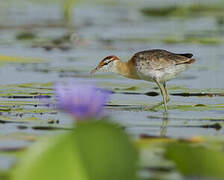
[136, 64, 188, 82]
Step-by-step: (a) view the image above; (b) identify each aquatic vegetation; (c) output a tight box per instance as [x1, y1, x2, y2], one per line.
[166, 142, 224, 179]
[16, 32, 36, 40]
[135, 135, 224, 179]
[162, 36, 224, 45]
[63, 0, 79, 24]
[31, 33, 75, 51]
[0, 55, 46, 64]
[115, 30, 224, 44]
[152, 103, 224, 112]
[54, 81, 111, 120]
[116, 34, 224, 45]
[12, 121, 138, 180]
[12, 83, 137, 180]
[141, 3, 224, 18]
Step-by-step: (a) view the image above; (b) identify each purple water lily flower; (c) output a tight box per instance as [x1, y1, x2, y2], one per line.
[54, 81, 110, 120]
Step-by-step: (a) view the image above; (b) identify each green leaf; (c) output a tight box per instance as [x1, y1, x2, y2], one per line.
[63, 0, 79, 23]
[165, 142, 224, 179]
[12, 121, 138, 180]
[12, 134, 88, 180]
[0, 55, 45, 63]
[73, 121, 138, 180]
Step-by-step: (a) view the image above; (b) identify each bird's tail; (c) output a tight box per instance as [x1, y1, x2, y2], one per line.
[185, 58, 196, 64]
[176, 58, 196, 65]
[178, 53, 193, 58]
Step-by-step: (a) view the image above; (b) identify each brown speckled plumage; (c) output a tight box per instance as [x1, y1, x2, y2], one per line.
[131, 49, 195, 71]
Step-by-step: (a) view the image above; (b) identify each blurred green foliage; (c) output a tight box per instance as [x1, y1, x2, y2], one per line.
[12, 120, 138, 180]
[141, 3, 224, 17]
[166, 142, 224, 179]
[63, 0, 79, 24]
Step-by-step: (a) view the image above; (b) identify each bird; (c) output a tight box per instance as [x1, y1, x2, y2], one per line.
[91, 49, 196, 112]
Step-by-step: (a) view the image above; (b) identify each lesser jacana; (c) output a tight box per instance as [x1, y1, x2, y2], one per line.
[91, 49, 196, 112]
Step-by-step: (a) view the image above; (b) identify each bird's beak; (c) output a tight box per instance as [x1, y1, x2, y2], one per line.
[90, 67, 99, 75]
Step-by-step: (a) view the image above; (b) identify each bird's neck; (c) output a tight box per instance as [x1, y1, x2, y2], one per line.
[116, 59, 140, 79]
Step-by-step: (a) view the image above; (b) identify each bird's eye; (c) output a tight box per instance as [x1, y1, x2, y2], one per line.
[103, 61, 111, 66]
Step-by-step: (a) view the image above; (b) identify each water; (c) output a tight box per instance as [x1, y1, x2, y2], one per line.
[0, 0, 224, 176]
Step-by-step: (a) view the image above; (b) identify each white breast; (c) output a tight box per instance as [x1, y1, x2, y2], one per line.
[136, 64, 188, 82]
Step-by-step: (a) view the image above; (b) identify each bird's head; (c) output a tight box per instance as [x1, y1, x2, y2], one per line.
[91, 55, 120, 75]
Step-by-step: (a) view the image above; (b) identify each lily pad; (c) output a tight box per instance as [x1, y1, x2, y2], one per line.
[0, 55, 46, 64]
[166, 142, 224, 179]
[141, 3, 224, 18]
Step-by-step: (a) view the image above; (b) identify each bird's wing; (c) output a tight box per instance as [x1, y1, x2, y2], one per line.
[132, 49, 194, 70]
[176, 53, 193, 58]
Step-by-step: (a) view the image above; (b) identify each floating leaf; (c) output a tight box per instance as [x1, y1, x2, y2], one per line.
[63, 0, 79, 24]
[114, 86, 138, 91]
[16, 32, 36, 40]
[12, 121, 138, 180]
[166, 142, 224, 179]
[141, 4, 224, 17]
[0, 55, 46, 63]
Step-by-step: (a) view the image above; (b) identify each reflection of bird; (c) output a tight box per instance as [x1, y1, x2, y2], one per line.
[91, 49, 196, 112]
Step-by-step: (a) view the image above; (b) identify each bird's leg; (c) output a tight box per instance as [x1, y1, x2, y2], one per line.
[144, 81, 169, 112]
[163, 82, 170, 103]
[160, 112, 169, 137]
[154, 79, 168, 112]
